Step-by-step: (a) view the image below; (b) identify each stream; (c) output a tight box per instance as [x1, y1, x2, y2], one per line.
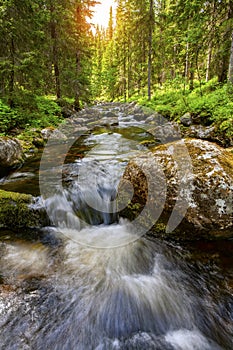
[0, 103, 233, 349]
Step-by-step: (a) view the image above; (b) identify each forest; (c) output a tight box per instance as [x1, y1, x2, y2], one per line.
[0, 0, 232, 142]
[1, 2, 233, 347]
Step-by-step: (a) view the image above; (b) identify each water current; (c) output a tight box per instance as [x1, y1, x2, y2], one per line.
[0, 103, 232, 349]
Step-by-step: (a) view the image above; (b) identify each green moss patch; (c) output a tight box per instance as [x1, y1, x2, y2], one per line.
[0, 189, 43, 229]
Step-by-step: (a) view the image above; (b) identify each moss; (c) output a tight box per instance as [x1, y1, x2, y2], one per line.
[0, 189, 42, 229]
[32, 137, 45, 148]
[140, 140, 158, 147]
[17, 129, 42, 155]
[120, 201, 143, 221]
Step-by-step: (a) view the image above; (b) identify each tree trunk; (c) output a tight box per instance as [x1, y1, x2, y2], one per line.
[8, 37, 15, 107]
[218, 2, 233, 83]
[228, 31, 233, 83]
[74, 50, 81, 111]
[123, 56, 127, 102]
[206, 44, 212, 82]
[189, 60, 194, 91]
[148, 0, 153, 101]
[50, 5, 61, 99]
[185, 41, 189, 81]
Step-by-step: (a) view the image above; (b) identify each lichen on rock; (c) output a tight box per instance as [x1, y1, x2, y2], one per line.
[119, 139, 233, 240]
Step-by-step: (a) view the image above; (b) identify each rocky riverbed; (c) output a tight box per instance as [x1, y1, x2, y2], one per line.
[0, 102, 232, 240]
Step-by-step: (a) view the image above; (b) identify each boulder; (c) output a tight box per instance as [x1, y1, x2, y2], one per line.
[119, 139, 233, 240]
[0, 137, 23, 168]
[0, 190, 48, 230]
[41, 127, 67, 141]
[148, 122, 181, 143]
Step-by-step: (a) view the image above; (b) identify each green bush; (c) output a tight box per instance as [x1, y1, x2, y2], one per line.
[0, 93, 63, 134]
[0, 100, 22, 133]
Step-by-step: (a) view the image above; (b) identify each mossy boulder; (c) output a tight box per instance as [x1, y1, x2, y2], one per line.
[119, 139, 233, 240]
[0, 190, 48, 230]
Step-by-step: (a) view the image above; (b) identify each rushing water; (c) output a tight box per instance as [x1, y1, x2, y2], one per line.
[0, 104, 233, 349]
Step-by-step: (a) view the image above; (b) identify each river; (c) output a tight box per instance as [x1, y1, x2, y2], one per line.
[0, 103, 232, 349]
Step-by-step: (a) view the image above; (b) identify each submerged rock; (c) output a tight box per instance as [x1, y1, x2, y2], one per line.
[0, 189, 48, 230]
[0, 137, 23, 169]
[119, 139, 233, 240]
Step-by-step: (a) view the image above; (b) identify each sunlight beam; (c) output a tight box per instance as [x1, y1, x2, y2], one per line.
[91, 0, 116, 28]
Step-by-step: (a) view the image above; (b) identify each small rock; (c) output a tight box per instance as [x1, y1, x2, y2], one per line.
[105, 111, 117, 118]
[41, 127, 67, 141]
[180, 112, 192, 126]
[189, 125, 216, 139]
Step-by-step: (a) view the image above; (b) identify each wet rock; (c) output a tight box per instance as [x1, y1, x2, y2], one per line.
[0, 189, 48, 230]
[0, 137, 23, 168]
[148, 122, 181, 143]
[119, 139, 233, 240]
[74, 126, 89, 133]
[180, 112, 192, 127]
[105, 111, 117, 118]
[145, 113, 164, 124]
[133, 113, 146, 122]
[183, 125, 216, 141]
[41, 127, 67, 141]
[98, 117, 119, 127]
[72, 117, 89, 125]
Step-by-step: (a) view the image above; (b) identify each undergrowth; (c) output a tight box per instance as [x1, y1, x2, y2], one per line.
[133, 78, 233, 141]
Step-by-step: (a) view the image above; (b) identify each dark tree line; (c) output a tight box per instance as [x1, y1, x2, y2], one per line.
[0, 0, 97, 108]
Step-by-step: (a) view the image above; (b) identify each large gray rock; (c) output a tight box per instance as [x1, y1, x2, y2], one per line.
[0, 137, 23, 168]
[119, 139, 233, 240]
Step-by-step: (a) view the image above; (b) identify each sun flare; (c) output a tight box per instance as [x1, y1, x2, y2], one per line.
[92, 0, 116, 28]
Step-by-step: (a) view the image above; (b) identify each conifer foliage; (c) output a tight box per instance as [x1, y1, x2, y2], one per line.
[91, 0, 233, 101]
[0, 0, 232, 106]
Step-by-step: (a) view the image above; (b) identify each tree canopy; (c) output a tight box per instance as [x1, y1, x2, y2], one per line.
[0, 0, 232, 137]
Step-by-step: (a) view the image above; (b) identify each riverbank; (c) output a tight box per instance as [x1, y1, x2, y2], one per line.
[0, 103, 232, 241]
[132, 78, 233, 148]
